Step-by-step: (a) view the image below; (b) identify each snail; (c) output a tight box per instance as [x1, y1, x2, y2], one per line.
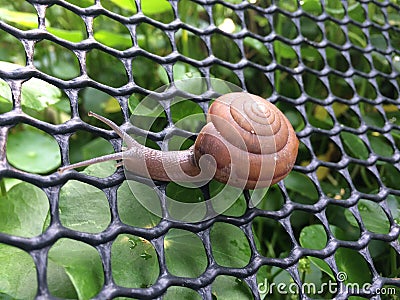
[58, 92, 299, 189]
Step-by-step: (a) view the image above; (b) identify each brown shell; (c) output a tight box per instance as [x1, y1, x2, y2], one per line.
[194, 92, 299, 189]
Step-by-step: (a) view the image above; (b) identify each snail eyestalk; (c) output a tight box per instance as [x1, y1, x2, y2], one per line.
[57, 111, 129, 173]
[58, 152, 125, 173]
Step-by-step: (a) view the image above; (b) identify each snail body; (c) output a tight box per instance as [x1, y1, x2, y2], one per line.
[58, 92, 299, 189]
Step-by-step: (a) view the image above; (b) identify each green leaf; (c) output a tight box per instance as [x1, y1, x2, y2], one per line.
[0, 62, 62, 111]
[335, 247, 372, 284]
[65, 0, 93, 7]
[111, 234, 159, 288]
[141, 0, 172, 15]
[285, 109, 305, 132]
[166, 182, 206, 222]
[393, 55, 400, 73]
[348, 31, 367, 48]
[157, 64, 169, 85]
[303, 259, 326, 287]
[300, 224, 335, 279]
[212, 276, 253, 299]
[108, 0, 137, 12]
[0, 244, 37, 299]
[368, 133, 393, 157]
[325, 6, 344, 16]
[2, 178, 22, 192]
[170, 99, 204, 123]
[117, 181, 161, 228]
[94, 30, 132, 49]
[300, 224, 372, 285]
[299, 224, 327, 250]
[284, 171, 319, 201]
[209, 180, 247, 216]
[82, 88, 110, 115]
[6, 126, 61, 174]
[299, 225, 334, 279]
[300, 0, 322, 14]
[166, 182, 204, 204]
[266, 267, 293, 296]
[348, 2, 365, 23]
[173, 62, 202, 89]
[164, 229, 207, 277]
[387, 194, 400, 225]
[370, 34, 387, 50]
[164, 287, 202, 300]
[0, 80, 12, 102]
[47, 27, 84, 43]
[0, 182, 49, 237]
[254, 185, 284, 211]
[340, 131, 369, 160]
[175, 75, 207, 95]
[47, 259, 78, 299]
[344, 199, 390, 234]
[48, 239, 104, 299]
[128, 96, 166, 118]
[243, 37, 270, 56]
[103, 97, 122, 113]
[210, 222, 251, 268]
[51, 97, 71, 114]
[21, 78, 62, 111]
[170, 99, 205, 131]
[0, 8, 39, 29]
[388, 12, 400, 27]
[81, 137, 114, 162]
[219, 194, 246, 217]
[58, 163, 112, 233]
[0, 292, 17, 300]
[273, 40, 297, 59]
[0, 181, 49, 298]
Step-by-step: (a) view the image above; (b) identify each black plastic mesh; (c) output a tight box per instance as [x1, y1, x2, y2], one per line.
[0, 0, 399, 299]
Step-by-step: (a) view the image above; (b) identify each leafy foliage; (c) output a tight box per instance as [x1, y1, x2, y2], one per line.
[0, 0, 399, 299]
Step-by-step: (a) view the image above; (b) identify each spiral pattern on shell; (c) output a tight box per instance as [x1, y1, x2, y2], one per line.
[194, 92, 299, 189]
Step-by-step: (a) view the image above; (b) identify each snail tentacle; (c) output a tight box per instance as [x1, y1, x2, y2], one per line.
[58, 152, 125, 173]
[58, 112, 205, 181]
[58, 111, 137, 173]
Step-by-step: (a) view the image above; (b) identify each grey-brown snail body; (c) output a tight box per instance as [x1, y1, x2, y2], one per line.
[58, 92, 299, 189]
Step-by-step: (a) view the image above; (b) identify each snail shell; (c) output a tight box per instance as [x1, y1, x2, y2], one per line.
[194, 93, 298, 189]
[58, 92, 299, 190]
